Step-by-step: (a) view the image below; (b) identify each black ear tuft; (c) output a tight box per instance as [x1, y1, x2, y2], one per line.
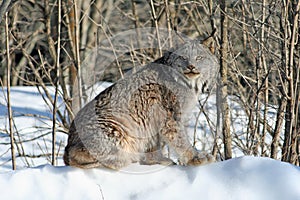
[154, 48, 174, 65]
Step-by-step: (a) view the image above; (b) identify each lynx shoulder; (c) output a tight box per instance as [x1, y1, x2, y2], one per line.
[63, 40, 219, 169]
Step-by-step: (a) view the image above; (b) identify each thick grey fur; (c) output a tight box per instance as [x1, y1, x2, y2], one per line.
[63, 40, 219, 169]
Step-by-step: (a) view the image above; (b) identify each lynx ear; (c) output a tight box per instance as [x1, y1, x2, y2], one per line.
[202, 36, 215, 54]
[201, 29, 217, 54]
[154, 48, 174, 64]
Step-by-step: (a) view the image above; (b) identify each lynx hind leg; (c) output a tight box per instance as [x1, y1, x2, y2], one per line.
[64, 143, 137, 170]
[64, 146, 103, 169]
[139, 150, 176, 166]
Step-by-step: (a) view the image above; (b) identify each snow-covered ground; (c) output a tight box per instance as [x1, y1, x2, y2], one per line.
[0, 156, 299, 200]
[0, 86, 67, 170]
[1, 86, 300, 200]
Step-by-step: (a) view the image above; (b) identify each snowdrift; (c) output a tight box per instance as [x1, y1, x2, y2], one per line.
[0, 156, 299, 200]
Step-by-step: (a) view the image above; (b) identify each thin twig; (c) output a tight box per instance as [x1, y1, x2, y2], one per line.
[0, 0, 12, 23]
[5, 11, 16, 170]
[164, 0, 173, 47]
[73, 0, 83, 109]
[149, 0, 162, 56]
[98, 184, 105, 200]
[52, 0, 62, 167]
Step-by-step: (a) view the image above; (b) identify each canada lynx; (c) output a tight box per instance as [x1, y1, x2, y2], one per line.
[63, 40, 219, 169]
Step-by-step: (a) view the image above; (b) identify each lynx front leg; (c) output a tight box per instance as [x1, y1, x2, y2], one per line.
[184, 152, 215, 166]
[139, 150, 175, 166]
[161, 119, 215, 166]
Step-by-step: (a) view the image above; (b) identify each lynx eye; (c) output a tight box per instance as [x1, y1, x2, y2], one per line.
[181, 56, 188, 61]
[196, 55, 204, 61]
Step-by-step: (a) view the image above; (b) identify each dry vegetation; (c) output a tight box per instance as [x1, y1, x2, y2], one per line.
[0, 0, 299, 168]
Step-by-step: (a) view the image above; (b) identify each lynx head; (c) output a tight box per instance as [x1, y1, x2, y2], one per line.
[155, 40, 219, 94]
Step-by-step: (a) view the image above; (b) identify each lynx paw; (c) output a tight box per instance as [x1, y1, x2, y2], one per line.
[140, 157, 176, 166]
[186, 153, 215, 166]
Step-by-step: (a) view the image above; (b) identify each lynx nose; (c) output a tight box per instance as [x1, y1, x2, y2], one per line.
[187, 64, 195, 70]
[184, 64, 200, 77]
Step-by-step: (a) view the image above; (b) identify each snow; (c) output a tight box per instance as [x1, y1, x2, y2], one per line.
[0, 157, 299, 200]
[1, 86, 300, 200]
[0, 86, 67, 170]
